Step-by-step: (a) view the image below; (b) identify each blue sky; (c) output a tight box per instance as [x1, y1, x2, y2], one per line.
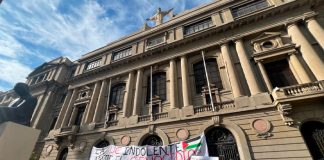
[0, 0, 213, 91]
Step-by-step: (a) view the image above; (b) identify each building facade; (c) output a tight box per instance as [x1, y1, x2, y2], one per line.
[1, 0, 324, 159]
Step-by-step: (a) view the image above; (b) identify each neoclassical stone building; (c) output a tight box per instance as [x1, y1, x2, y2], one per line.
[1, 0, 324, 159]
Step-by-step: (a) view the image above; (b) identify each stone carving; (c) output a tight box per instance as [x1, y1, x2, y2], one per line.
[278, 103, 294, 126]
[251, 119, 272, 139]
[74, 141, 87, 152]
[0, 83, 37, 126]
[146, 8, 174, 26]
[212, 116, 220, 126]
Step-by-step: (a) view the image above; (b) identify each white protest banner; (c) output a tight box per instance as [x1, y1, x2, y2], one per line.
[90, 134, 208, 160]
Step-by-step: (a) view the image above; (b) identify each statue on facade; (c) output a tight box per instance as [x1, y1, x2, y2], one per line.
[146, 7, 174, 26]
[0, 83, 37, 126]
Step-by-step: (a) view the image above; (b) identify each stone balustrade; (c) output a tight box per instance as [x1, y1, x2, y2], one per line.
[153, 112, 169, 120]
[273, 80, 324, 100]
[138, 115, 151, 122]
[194, 101, 235, 114]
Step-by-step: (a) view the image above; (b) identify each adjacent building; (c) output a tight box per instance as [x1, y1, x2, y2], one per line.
[1, 0, 324, 159]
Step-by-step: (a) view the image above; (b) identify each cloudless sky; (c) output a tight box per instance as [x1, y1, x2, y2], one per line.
[0, 0, 214, 91]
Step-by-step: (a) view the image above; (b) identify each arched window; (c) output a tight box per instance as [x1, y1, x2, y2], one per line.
[193, 59, 223, 93]
[147, 72, 166, 103]
[141, 135, 163, 146]
[95, 140, 110, 148]
[206, 127, 240, 160]
[58, 148, 68, 160]
[300, 121, 324, 159]
[109, 83, 126, 108]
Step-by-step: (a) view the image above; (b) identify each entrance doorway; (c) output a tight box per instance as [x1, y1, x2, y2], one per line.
[205, 127, 240, 160]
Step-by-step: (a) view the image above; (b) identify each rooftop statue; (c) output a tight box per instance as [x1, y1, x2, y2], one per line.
[146, 7, 174, 26]
[0, 83, 37, 126]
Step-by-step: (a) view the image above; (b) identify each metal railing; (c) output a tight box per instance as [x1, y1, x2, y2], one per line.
[232, 0, 269, 18]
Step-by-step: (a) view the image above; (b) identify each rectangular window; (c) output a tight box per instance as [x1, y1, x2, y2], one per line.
[232, 0, 269, 18]
[86, 59, 101, 70]
[112, 47, 132, 61]
[147, 35, 165, 48]
[74, 105, 86, 126]
[264, 59, 298, 88]
[184, 18, 213, 35]
[108, 113, 116, 121]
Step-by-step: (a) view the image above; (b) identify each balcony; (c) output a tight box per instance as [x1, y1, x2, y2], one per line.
[138, 112, 169, 122]
[194, 101, 235, 114]
[272, 81, 324, 102]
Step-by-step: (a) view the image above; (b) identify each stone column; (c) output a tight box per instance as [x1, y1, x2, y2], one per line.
[33, 91, 55, 128]
[235, 39, 262, 95]
[287, 23, 324, 80]
[84, 81, 101, 124]
[180, 56, 191, 107]
[257, 61, 273, 92]
[92, 80, 108, 123]
[123, 71, 135, 117]
[221, 43, 244, 98]
[169, 59, 178, 109]
[60, 89, 78, 128]
[288, 53, 312, 83]
[305, 17, 324, 50]
[54, 90, 72, 129]
[133, 69, 143, 116]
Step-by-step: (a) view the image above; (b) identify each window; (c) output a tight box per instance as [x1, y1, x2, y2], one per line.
[193, 59, 223, 93]
[147, 35, 165, 48]
[232, 0, 269, 18]
[86, 59, 101, 70]
[108, 113, 116, 121]
[112, 47, 132, 61]
[141, 135, 163, 146]
[184, 18, 213, 35]
[74, 105, 86, 126]
[147, 72, 166, 103]
[109, 83, 126, 108]
[49, 116, 58, 130]
[264, 59, 297, 88]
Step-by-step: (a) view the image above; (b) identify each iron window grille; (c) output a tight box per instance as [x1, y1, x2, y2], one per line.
[147, 35, 165, 48]
[112, 47, 132, 61]
[232, 0, 269, 18]
[184, 18, 213, 35]
[85, 59, 101, 70]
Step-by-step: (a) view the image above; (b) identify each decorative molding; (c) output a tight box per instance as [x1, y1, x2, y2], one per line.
[251, 119, 272, 139]
[175, 128, 190, 141]
[212, 116, 220, 126]
[278, 103, 294, 126]
[73, 141, 87, 152]
[121, 135, 131, 146]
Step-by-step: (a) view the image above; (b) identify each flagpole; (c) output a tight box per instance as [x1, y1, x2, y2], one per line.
[150, 66, 153, 121]
[201, 50, 215, 112]
[104, 78, 112, 128]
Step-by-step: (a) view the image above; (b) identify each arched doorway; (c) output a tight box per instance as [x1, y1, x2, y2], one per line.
[58, 148, 68, 160]
[205, 127, 240, 160]
[300, 121, 324, 159]
[95, 140, 110, 148]
[141, 135, 163, 146]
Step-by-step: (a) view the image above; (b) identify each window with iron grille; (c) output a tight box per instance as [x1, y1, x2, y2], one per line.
[86, 59, 101, 70]
[232, 0, 269, 18]
[184, 18, 213, 35]
[112, 47, 132, 61]
[146, 72, 166, 103]
[109, 83, 126, 108]
[147, 35, 165, 48]
[193, 59, 223, 94]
